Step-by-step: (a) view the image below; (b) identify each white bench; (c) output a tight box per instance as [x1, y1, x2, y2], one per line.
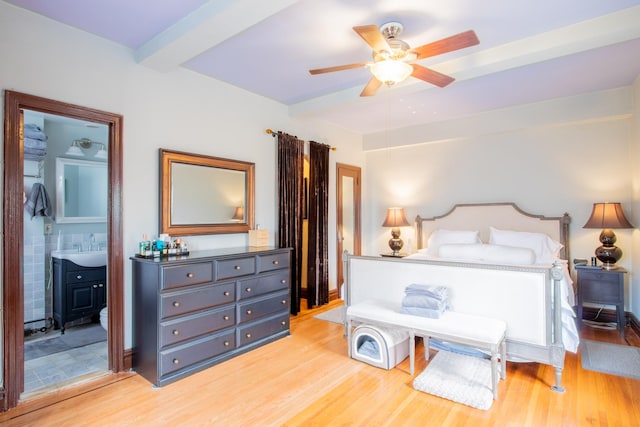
[346, 299, 507, 399]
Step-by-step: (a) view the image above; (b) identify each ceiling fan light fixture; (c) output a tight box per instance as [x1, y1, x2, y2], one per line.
[370, 60, 413, 85]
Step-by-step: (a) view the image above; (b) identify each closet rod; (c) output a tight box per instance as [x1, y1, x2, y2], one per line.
[265, 128, 336, 151]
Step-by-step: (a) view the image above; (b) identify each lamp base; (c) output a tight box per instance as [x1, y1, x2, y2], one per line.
[388, 227, 404, 257]
[599, 262, 619, 271]
[594, 229, 623, 270]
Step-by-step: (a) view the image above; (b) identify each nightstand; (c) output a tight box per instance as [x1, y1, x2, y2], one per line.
[575, 265, 626, 335]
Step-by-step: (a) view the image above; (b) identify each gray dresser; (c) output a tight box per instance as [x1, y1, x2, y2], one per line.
[132, 247, 291, 386]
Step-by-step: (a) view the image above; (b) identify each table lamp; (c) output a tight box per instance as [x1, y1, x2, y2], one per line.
[382, 207, 410, 256]
[583, 202, 634, 270]
[231, 206, 244, 222]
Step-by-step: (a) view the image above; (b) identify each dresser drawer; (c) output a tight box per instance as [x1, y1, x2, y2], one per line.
[159, 330, 236, 377]
[259, 252, 289, 273]
[237, 313, 290, 347]
[237, 271, 289, 300]
[216, 257, 256, 280]
[237, 291, 289, 324]
[162, 262, 213, 290]
[161, 283, 235, 319]
[160, 306, 235, 348]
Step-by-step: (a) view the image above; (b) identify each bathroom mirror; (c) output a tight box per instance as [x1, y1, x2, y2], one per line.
[55, 157, 108, 223]
[160, 149, 255, 235]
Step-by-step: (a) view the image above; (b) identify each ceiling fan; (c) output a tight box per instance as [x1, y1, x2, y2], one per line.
[309, 23, 479, 96]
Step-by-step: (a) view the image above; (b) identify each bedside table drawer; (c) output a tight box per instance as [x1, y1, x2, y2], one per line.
[580, 278, 622, 302]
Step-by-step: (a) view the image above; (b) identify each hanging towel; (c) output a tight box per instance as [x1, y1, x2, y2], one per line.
[24, 183, 52, 219]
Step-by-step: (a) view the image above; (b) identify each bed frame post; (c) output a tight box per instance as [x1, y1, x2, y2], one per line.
[550, 261, 566, 393]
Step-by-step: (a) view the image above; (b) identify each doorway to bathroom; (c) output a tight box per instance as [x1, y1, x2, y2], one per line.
[22, 109, 109, 397]
[2, 90, 125, 412]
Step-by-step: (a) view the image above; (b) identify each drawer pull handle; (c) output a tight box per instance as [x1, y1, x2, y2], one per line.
[281, 321, 286, 326]
[172, 329, 179, 336]
[223, 315, 230, 321]
[223, 291, 230, 296]
[224, 341, 230, 347]
[273, 260, 279, 265]
[246, 287, 252, 293]
[234, 265, 241, 270]
[173, 301, 180, 307]
[246, 309, 253, 315]
[173, 358, 180, 365]
[245, 333, 252, 339]
[76, 275, 83, 280]
[187, 273, 194, 278]
[93, 284, 98, 288]
[281, 279, 287, 284]
[99, 283, 104, 287]
[281, 300, 287, 305]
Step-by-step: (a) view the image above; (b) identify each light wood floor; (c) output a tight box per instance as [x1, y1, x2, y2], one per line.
[3, 299, 640, 426]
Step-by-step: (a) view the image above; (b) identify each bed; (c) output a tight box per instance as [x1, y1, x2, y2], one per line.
[344, 202, 578, 392]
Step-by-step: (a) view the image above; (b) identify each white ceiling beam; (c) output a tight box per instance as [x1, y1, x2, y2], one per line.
[290, 5, 640, 119]
[135, 0, 301, 71]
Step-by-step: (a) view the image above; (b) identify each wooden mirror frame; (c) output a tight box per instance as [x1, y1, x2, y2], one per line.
[160, 149, 255, 235]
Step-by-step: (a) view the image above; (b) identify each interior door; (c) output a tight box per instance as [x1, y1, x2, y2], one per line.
[2, 90, 125, 411]
[336, 163, 361, 299]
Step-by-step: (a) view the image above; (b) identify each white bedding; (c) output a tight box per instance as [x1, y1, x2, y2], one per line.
[405, 251, 579, 353]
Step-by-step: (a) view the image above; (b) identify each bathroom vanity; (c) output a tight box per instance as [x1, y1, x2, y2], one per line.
[52, 257, 107, 333]
[131, 247, 291, 387]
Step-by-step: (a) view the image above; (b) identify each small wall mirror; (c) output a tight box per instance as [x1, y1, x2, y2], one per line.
[160, 149, 255, 235]
[55, 157, 108, 223]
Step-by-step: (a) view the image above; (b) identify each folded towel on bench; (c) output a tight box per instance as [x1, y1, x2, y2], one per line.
[404, 283, 448, 300]
[402, 284, 450, 318]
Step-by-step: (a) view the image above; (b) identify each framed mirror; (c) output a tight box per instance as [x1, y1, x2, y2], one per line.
[55, 157, 108, 223]
[160, 149, 255, 235]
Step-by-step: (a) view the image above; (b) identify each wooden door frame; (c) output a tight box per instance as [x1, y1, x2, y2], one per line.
[2, 91, 125, 411]
[336, 163, 361, 298]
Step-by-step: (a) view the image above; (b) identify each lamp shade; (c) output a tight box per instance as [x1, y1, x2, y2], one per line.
[382, 207, 410, 228]
[370, 60, 413, 85]
[583, 203, 633, 229]
[232, 206, 244, 221]
[65, 141, 83, 156]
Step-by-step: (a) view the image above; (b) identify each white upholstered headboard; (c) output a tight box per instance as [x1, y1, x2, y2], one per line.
[415, 203, 571, 260]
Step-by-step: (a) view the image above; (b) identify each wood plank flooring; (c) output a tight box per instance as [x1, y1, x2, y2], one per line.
[2, 299, 640, 426]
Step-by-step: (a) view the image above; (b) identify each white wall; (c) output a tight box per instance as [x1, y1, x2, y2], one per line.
[0, 2, 364, 350]
[363, 88, 638, 318]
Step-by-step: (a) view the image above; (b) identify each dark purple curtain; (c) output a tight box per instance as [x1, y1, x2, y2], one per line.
[307, 141, 330, 308]
[276, 132, 305, 315]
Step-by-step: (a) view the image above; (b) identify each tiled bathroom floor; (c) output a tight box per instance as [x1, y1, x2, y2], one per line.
[23, 340, 108, 396]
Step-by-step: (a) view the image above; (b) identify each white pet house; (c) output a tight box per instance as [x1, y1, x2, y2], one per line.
[351, 324, 410, 370]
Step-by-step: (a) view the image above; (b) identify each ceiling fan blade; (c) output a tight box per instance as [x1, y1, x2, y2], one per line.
[353, 25, 391, 53]
[411, 64, 455, 87]
[360, 77, 382, 96]
[411, 30, 479, 60]
[309, 62, 368, 75]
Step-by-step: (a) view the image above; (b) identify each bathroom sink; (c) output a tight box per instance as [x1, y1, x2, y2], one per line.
[51, 250, 107, 267]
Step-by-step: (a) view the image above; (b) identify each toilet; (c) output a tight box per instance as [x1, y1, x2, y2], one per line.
[100, 307, 108, 331]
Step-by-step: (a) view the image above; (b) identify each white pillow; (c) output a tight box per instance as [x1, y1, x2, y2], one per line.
[488, 227, 563, 264]
[425, 229, 481, 256]
[438, 243, 536, 265]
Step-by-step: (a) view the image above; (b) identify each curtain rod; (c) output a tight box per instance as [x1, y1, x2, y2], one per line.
[265, 128, 336, 151]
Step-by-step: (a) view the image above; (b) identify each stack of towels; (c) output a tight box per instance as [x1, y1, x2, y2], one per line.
[24, 123, 48, 161]
[400, 283, 450, 319]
